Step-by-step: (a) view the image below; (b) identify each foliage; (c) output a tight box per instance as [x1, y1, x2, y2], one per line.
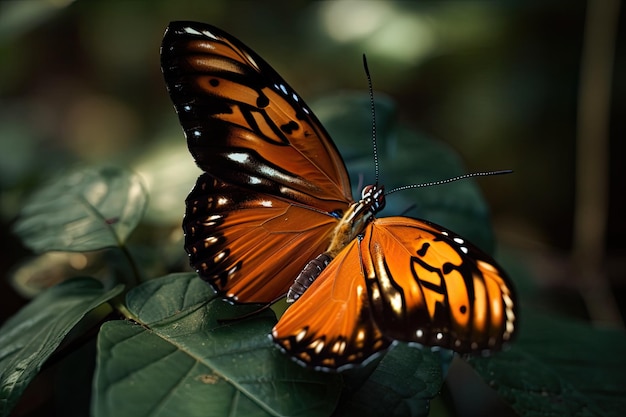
[0, 278, 122, 416]
[469, 311, 626, 417]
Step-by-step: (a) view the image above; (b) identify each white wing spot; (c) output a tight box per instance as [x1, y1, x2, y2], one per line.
[295, 328, 307, 342]
[199, 28, 219, 41]
[356, 329, 366, 342]
[308, 339, 325, 354]
[227, 152, 250, 163]
[332, 340, 346, 354]
[183, 27, 202, 36]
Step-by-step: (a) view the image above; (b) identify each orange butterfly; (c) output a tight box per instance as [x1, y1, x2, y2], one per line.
[161, 21, 516, 371]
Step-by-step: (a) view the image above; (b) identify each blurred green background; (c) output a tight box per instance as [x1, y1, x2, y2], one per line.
[1, 1, 624, 335]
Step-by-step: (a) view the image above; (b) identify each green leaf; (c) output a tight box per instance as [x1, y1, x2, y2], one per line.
[469, 311, 626, 417]
[13, 166, 148, 252]
[93, 273, 342, 417]
[0, 278, 123, 417]
[336, 344, 454, 417]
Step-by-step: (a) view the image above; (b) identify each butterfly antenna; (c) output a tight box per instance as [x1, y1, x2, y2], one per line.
[386, 170, 513, 195]
[363, 54, 380, 185]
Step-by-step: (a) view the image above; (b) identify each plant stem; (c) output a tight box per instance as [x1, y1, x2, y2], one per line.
[573, 0, 622, 326]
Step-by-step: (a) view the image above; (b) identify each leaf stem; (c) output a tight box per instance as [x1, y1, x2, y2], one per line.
[118, 243, 142, 288]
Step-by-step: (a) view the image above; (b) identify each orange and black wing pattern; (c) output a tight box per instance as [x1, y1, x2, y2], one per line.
[273, 217, 516, 370]
[161, 22, 353, 302]
[361, 217, 515, 352]
[161, 22, 351, 211]
[272, 236, 391, 371]
[185, 174, 340, 303]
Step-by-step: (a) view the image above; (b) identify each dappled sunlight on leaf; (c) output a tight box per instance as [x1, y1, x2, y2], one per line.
[10, 251, 98, 298]
[13, 166, 148, 252]
[133, 135, 202, 224]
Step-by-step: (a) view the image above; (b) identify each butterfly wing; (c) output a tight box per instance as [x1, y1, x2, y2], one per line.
[161, 22, 354, 302]
[272, 236, 391, 371]
[273, 217, 516, 369]
[360, 217, 516, 352]
[186, 174, 340, 303]
[161, 21, 352, 211]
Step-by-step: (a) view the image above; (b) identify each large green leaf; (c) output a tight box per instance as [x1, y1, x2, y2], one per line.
[93, 273, 342, 417]
[13, 166, 148, 252]
[469, 311, 626, 417]
[0, 278, 123, 417]
[336, 344, 454, 417]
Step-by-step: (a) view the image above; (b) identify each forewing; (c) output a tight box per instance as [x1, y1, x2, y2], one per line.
[185, 174, 339, 303]
[272, 238, 390, 371]
[161, 21, 352, 213]
[362, 217, 516, 353]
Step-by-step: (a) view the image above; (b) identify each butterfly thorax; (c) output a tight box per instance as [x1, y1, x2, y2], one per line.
[286, 184, 385, 303]
[325, 184, 385, 258]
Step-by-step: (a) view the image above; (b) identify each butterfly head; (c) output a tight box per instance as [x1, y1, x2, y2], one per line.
[361, 184, 385, 215]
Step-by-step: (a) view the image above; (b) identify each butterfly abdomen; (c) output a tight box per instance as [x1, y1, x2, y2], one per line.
[287, 253, 332, 303]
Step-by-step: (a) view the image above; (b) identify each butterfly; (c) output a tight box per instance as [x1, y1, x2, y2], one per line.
[160, 21, 516, 371]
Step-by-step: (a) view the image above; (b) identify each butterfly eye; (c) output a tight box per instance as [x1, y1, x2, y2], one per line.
[361, 184, 386, 214]
[361, 185, 373, 199]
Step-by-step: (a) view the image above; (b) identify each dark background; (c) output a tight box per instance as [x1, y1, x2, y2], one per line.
[1, 1, 624, 330]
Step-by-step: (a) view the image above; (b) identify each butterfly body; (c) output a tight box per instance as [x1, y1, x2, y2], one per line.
[287, 183, 385, 303]
[161, 21, 516, 371]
